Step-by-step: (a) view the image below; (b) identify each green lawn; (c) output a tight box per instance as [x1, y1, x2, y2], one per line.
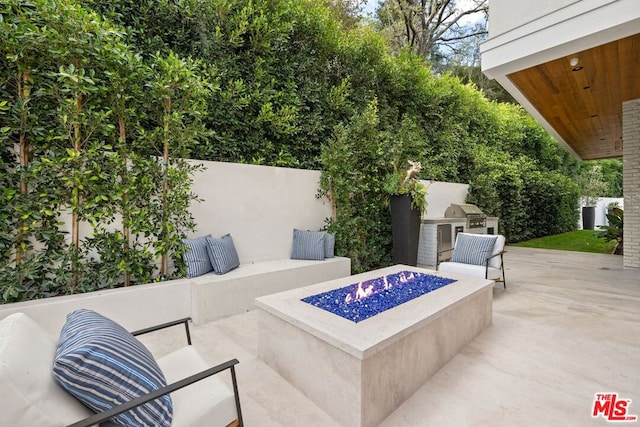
[512, 230, 617, 254]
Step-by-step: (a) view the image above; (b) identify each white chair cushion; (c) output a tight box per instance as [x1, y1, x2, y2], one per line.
[0, 313, 94, 426]
[157, 346, 237, 427]
[438, 261, 502, 280]
[489, 235, 506, 269]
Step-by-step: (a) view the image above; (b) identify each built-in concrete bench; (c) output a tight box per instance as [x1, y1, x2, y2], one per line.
[190, 257, 351, 324]
[0, 279, 192, 337]
[0, 257, 351, 335]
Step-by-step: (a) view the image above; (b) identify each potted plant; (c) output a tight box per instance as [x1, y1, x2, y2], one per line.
[580, 165, 607, 230]
[384, 160, 427, 266]
[606, 201, 620, 214]
[599, 207, 623, 255]
[606, 201, 620, 226]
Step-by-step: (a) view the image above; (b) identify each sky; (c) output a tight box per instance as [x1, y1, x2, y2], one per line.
[362, 0, 379, 16]
[361, 0, 485, 25]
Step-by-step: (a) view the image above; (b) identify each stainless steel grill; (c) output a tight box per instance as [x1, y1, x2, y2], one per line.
[444, 204, 487, 229]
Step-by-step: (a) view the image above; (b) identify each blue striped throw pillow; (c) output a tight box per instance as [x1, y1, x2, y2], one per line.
[184, 235, 213, 277]
[53, 309, 172, 427]
[324, 232, 335, 258]
[291, 229, 325, 260]
[205, 234, 240, 274]
[452, 233, 498, 266]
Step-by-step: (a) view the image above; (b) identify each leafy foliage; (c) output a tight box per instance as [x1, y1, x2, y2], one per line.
[319, 100, 392, 273]
[1, 0, 206, 302]
[581, 159, 623, 198]
[375, 0, 488, 60]
[599, 207, 623, 255]
[579, 165, 608, 206]
[1, 0, 590, 292]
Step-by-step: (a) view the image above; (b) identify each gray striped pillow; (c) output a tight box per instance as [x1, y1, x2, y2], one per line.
[324, 232, 335, 258]
[291, 229, 326, 260]
[205, 234, 240, 274]
[184, 235, 213, 277]
[52, 309, 172, 427]
[452, 233, 498, 266]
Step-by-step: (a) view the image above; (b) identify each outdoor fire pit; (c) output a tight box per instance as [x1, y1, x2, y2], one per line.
[255, 265, 494, 427]
[301, 270, 456, 322]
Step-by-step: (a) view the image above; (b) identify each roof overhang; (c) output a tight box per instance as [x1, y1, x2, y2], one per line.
[480, 1, 640, 160]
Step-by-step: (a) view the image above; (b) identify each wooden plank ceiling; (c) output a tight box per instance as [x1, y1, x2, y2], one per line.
[508, 33, 640, 160]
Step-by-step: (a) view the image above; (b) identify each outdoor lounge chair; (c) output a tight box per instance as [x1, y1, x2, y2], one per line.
[0, 311, 243, 427]
[437, 232, 506, 288]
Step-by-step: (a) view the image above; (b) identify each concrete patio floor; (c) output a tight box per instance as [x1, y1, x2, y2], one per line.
[140, 246, 640, 426]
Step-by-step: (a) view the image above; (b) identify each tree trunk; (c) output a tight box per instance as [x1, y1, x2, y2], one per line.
[160, 98, 171, 278]
[15, 69, 31, 267]
[70, 92, 83, 292]
[119, 118, 131, 287]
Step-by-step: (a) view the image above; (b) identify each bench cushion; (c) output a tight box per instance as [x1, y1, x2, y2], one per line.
[0, 313, 94, 426]
[53, 309, 173, 427]
[438, 262, 502, 280]
[157, 346, 237, 427]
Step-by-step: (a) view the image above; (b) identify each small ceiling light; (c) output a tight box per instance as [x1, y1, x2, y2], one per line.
[570, 57, 583, 71]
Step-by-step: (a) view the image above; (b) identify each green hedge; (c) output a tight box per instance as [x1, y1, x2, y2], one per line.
[2, 0, 583, 287]
[1, 0, 207, 302]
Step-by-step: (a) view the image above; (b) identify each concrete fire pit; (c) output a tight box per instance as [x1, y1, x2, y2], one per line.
[255, 264, 494, 427]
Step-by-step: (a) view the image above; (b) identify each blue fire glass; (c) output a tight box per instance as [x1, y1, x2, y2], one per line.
[301, 271, 456, 323]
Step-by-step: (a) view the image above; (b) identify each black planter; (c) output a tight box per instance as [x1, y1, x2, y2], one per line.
[390, 194, 421, 266]
[582, 206, 596, 230]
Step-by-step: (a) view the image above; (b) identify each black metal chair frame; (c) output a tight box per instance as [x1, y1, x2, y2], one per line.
[65, 318, 243, 427]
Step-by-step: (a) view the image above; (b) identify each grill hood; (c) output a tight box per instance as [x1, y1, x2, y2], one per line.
[444, 204, 485, 218]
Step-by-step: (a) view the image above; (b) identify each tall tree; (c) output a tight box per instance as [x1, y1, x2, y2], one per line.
[321, 0, 366, 28]
[376, 0, 487, 61]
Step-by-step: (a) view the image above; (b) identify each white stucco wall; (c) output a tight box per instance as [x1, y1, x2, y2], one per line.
[421, 181, 469, 218]
[188, 161, 333, 263]
[57, 162, 470, 266]
[57, 161, 332, 265]
[578, 197, 624, 229]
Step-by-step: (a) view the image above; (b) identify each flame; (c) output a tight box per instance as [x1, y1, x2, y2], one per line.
[344, 272, 416, 304]
[345, 281, 374, 303]
[398, 271, 415, 283]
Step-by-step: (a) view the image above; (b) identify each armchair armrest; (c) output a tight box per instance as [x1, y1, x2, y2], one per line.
[436, 248, 454, 266]
[131, 317, 192, 345]
[437, 248, 454, 256]
[485, 250, 505, 263]
[484, 250, 505, 267]
[484, 250, 506, 281]
[66, 358, 242, 427]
